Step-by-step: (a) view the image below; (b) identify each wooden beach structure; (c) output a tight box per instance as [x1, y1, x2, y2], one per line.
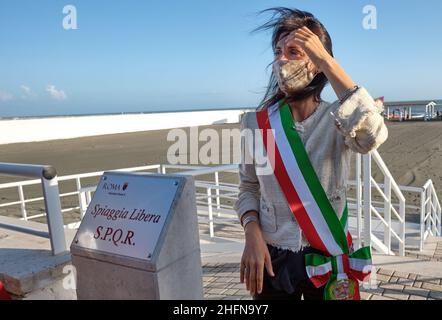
[383, 100, 441, 121]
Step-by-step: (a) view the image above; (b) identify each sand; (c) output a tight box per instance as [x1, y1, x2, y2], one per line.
[0, 120, 441, 224]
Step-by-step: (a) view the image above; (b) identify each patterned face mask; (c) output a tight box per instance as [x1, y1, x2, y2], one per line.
[272, 59, 317, 95]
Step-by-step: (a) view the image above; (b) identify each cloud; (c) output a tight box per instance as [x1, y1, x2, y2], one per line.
[20, 85, 32, 99]
[46, 84, 67, 100]
[0, 91, 13, 102]
[21, 85, 31, 95]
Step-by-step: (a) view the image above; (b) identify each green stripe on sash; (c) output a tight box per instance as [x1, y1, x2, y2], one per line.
[278, 101, 349, 254]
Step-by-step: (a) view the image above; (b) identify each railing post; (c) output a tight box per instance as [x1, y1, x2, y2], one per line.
[76, 177, 87, 217]
[384, 175, 392, 253]
[399, 194, 406, 256]
[363, 153, 372, 248]
[420, 188, 425, 251]
[356, 153, 363, 249]
[426, 186, 432, 236]
[207, 187, 214, 238]
[437, 204, 442, 237]
[214, 172, 221, 216]
[18, 185, 28, 221]
[431, 186, 436, 236]
[41, 176, 67, 255]
[86, 190, 92, 205]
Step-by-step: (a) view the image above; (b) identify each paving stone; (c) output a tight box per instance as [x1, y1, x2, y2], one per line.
[364, 287, 385, 295]
[371, 294, 395, 300]
[216, 272, 236, 277]
[375, 273, 392, 283]
[429, 291, 442, 299]
[203, 276, 216, 282]
[413, 281, 423, 288]
[403, 286, 430, 298]
[379, 283, 404, 291]
[390, 276, 399, 283]
[213, 277, 234, 283]
[204, 263, 219, 268]
[426, 278, 442, 285]
[408, 295, 427, 300]
[207, 288, 227, 295]
[236, 289, 251, 296]
[421, 282, 442, 292]
[205, 295, 225, 300]
[383, 289, 409, 300]
[205, 282, 231, 289]
[393, 271, 410, 279]
[221, 296, 242, 300]
[202, 267, 216, 272]
[223, 289, 239, 296]
[416, 275, 433, 282]
[407, 273, 418, 280]
[395, 278, 415, 286]
[377, 268, 394, 277]
[360, 292, 372, 300]
[230, 283, 247, 290]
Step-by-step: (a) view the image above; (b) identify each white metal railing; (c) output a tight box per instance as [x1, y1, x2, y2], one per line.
[0, 164, 164, 222]
[0, 157, 440, 255]
[360, 151, 406, 256]
[0, 163, 66, 255]
[420, 179, 441, 249]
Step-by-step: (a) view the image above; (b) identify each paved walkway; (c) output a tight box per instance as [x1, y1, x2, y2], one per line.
[201, 263, 442, 300]
[199, 221, 442, 300]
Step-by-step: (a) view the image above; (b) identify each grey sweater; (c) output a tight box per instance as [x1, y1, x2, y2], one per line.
[233, 87, 388, 252]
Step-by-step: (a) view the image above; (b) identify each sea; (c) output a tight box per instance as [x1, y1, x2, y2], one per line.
[0, 100, 441, 121]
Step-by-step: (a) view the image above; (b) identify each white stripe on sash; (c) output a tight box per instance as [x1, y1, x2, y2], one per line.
[349, 258, 372, 272]
[306, 262, 332, 277]
[336, 255, 348, 280]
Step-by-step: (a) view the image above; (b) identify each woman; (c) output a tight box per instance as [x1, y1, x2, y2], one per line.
[234, 8, 388, 300]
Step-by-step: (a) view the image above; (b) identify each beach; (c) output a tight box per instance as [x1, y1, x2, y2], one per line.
[0, 120, 441, 223]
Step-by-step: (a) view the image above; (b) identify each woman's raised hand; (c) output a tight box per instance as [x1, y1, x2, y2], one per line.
[284, 26, 333, 73]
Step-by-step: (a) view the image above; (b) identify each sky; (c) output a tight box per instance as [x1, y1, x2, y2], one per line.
[0, 0, 441, 117]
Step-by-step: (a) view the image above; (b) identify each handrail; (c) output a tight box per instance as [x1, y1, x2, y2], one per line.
[361, 151, 406, 256]
[0, 160, 440, 254]
[0, 163, 57, 180]
[0, 163, 66, 255]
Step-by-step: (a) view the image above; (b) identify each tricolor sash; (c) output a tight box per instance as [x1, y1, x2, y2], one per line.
[255, 100, 372, 300]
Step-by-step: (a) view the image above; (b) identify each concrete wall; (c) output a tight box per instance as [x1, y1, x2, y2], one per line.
[0, 109, 247, 145]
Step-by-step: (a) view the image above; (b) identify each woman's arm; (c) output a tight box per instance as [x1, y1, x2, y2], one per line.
[234, 112, 274, 296]
[288, 27, 389, 153]
[331, 86, 389, 154]
[288, 26, 356, 98]
[234, 112, 261, 222]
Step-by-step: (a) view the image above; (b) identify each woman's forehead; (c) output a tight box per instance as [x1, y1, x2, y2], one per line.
[277, 31, 290, 43]
[275, 31, 303, 51]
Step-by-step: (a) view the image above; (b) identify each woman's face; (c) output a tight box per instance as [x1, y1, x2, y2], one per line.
[272, 31, 318, 94]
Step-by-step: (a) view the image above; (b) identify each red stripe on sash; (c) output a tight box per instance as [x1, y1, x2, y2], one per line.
[347, 232, 353, 249]
[310, 272, 332, 288]
[256, 110, 329, 254]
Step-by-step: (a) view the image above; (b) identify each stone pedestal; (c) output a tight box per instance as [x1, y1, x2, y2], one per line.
[70, 172, 203, 299]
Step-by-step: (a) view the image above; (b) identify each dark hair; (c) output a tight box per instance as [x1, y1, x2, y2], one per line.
[252, 7, 334, 110]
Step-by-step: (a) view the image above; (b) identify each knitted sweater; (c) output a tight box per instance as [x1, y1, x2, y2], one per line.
[233, 87, 388, 252]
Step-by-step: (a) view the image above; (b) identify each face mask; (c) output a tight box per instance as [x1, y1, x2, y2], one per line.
[272, 59, 317, 95]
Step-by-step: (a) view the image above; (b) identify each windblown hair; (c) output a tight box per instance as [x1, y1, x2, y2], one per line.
[253, 7, 334, 111]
